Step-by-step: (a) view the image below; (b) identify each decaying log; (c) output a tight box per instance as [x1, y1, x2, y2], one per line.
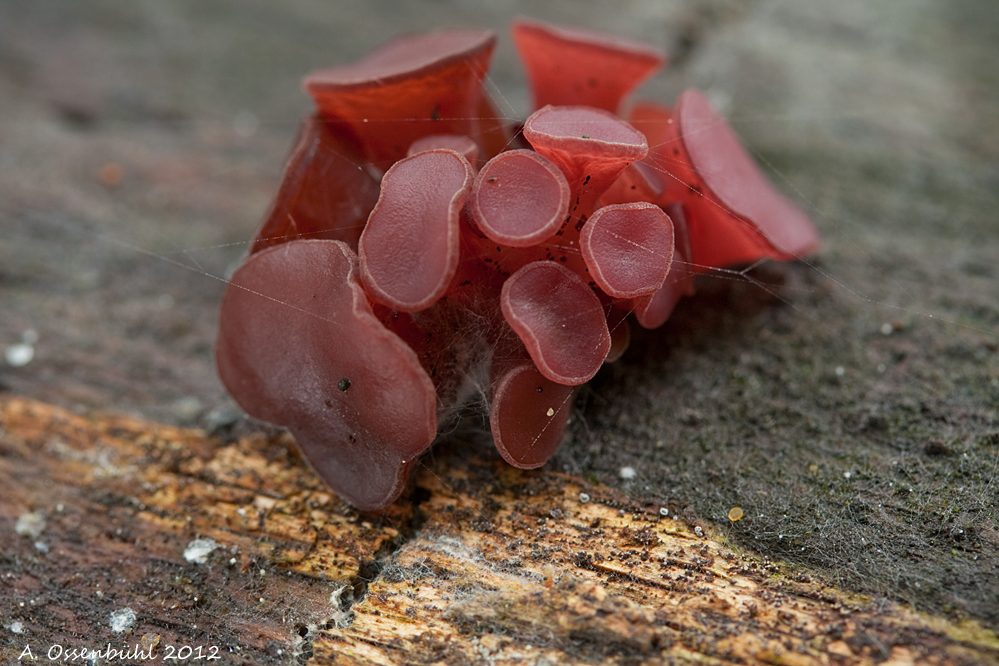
[1, 396, 997, 665]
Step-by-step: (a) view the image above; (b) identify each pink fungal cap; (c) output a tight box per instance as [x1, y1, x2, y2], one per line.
[523, 105, 648, 217]
[304, 30, 497, 166]
[581, 202, 674, 299]
[407, 134, 480, 165]
[500, 261, 611, 385]
[216, 240, 437, 510]
[251, 115, 380, 254]
[632, 203, 696, 329]
[359, 149, 474, 312]
[490, 360, 575, 469]
[470, 149, 569, 247]
[512, 17, 665, 114]
[666, 89, 820, 268]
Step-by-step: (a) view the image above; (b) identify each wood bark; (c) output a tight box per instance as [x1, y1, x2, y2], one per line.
[2, 397, 997, 665]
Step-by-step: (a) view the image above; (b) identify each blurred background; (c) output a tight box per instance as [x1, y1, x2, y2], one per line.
[2, 0, 997, 629]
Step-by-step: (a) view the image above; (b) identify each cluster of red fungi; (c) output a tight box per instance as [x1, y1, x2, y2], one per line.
[216, 19, 819, 510]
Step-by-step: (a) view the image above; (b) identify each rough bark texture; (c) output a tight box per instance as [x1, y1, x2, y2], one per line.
[3, 397, 998, 665]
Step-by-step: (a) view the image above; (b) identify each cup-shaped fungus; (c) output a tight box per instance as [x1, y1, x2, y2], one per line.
[470, 149, 570, 247]
[489, 360, 575, 468]
[512, 17, 665, 114]
[250, 115, 380, 254]
[217, 19, 820, 510]
[580, 202, 674, 299]
[358, 149, 473, 311]
[304, 30, 498, 167]
[656, 89, 819, 269]
[523, 105, 648, 218]
[500, 261, 611, 385]
[216, 240, 437, 510]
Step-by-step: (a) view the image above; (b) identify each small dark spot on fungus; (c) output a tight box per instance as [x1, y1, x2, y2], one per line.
[338, 377, 351, 392]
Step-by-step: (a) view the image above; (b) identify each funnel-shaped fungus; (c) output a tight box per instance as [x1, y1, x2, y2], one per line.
[661, 89, 819, 268]
[580, 202, 674, 299]
[359, 149, 473, 311]
[501, 261, 611, 385]
[304, 30, 497, 167]
[490, 360, 575, 468]
[470, 149, 570, 247]
[524, 105, 648, 217]
[251, 116, 380, 254]
[216, 240, 437, 510]
[219, 20, 820, 510]
[512, 17, 665, 114]
[407, 134, 480, 164]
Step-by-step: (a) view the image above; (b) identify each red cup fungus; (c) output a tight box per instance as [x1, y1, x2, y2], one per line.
[216, 241, 437, 511]
[501, 261, 611, 385]
[512, 17, 665, 114]
[304, 29, 499, 167]
[523, 105, 649, 219]
[358, 149, 473, 312]
[489, 360, 575, 469]
[250, 115, 380, 254]
[216, 18, 820, 509]
[580, 202, 675, 299]
[470, 149, 569, 247]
